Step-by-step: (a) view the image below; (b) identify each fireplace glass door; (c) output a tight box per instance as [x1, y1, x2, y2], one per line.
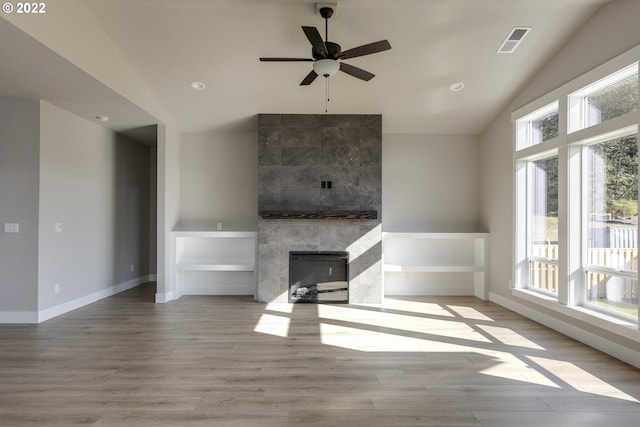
[289, 251, 349, 303]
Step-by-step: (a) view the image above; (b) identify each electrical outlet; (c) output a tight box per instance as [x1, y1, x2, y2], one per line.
[130, 264, 135, 273]
[54, 283, 60, 294]
[217, 222, 223, 231]
[55, 223, 63, 233]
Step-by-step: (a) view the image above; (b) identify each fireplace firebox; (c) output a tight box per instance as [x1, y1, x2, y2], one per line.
[289, 251, 349, 303]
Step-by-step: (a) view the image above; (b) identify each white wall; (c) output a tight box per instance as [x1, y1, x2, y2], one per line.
[0, 98, 40, 316]
[37, 101, 151, 312]
[383, 133, 482, 232]
[479, 0, 640, 358]
[149, 146, 157, 274]
[0, 99, 154, 321]
[179, 131, 258, 231]
[178, 131, 482, 234]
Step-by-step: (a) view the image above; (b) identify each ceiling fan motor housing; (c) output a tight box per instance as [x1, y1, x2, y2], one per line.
[313, 41, 342, 60]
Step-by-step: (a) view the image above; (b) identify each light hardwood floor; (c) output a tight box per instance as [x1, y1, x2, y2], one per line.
[1, 283, 640, 426]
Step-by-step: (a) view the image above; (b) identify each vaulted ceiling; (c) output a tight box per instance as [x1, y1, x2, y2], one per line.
[1, 0, 612, 137]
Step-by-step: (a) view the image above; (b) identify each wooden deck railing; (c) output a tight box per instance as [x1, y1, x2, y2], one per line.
[529, 245, 638, 303]
[530, 245, 558, 293]
[586, 248, 638, 304]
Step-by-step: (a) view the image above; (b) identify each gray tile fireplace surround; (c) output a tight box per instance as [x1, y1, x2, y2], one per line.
[257, 114, 382, 304]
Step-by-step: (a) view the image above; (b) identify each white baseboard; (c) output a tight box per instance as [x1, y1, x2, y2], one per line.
[0, 275, 153, 324]
[37, 275, 154, 323]
[490, 292, 640, 369]
[155, 291, 174, 303]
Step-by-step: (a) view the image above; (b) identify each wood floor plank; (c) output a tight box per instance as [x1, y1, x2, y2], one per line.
[1, 283, 640, 426]
[287, 409, 482, 427]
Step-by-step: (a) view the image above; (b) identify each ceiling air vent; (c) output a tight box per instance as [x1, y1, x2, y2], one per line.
[497, 27, 531, 53]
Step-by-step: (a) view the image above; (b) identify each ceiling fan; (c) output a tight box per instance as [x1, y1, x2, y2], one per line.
[259, 6, 391, 86]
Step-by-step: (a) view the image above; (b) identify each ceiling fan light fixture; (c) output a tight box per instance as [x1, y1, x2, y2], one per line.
[313, 59, 340, 77]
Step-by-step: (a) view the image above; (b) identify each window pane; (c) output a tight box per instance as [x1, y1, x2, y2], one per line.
[529, 156, 558, 294]
[586, 271, 638, 318]
[516, 103, 558, 150]
[585, 135, 638, 272]
[569, 65, 638, 132]
[584, 74, 638, 128]
[532, 112, 559, 144]
[531, 157, 558, 251]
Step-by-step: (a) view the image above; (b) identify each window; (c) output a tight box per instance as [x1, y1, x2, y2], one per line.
[514, 55, 640, 327]
[515, 101, 560, 297]
[583, 132, 638, 318]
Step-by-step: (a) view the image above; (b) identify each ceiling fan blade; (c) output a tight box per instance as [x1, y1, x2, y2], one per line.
[302, 26, 328, 57]
[260, 58, 314, 62]
[300, 70, 319, 86]
[340, 40, 391, 60]
[339, 62, 375, 81]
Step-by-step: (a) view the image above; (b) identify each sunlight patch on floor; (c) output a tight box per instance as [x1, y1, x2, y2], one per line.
[319, 322, 492, 353]
[254, 313, 290, 337]
[379, 297, 456, 317]
[446, 305, 495, 322]
[527, 356, 639, 402]
[477, 324, 546, 350]
[478, 354, 560, 387]
[318, 304, 492, 343]
[265, 302, 294, 314]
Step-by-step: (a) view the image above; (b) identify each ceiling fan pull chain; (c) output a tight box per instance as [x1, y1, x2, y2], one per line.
[325, 77, 330, 113]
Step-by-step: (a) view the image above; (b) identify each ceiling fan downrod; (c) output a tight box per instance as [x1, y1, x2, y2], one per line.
[319, 7, 333, 42]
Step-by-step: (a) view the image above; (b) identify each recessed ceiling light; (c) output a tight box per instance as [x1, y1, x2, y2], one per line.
[95, 115, 110, 122]
[190, 81, 206, 91]
[449, 82, 465, 92]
